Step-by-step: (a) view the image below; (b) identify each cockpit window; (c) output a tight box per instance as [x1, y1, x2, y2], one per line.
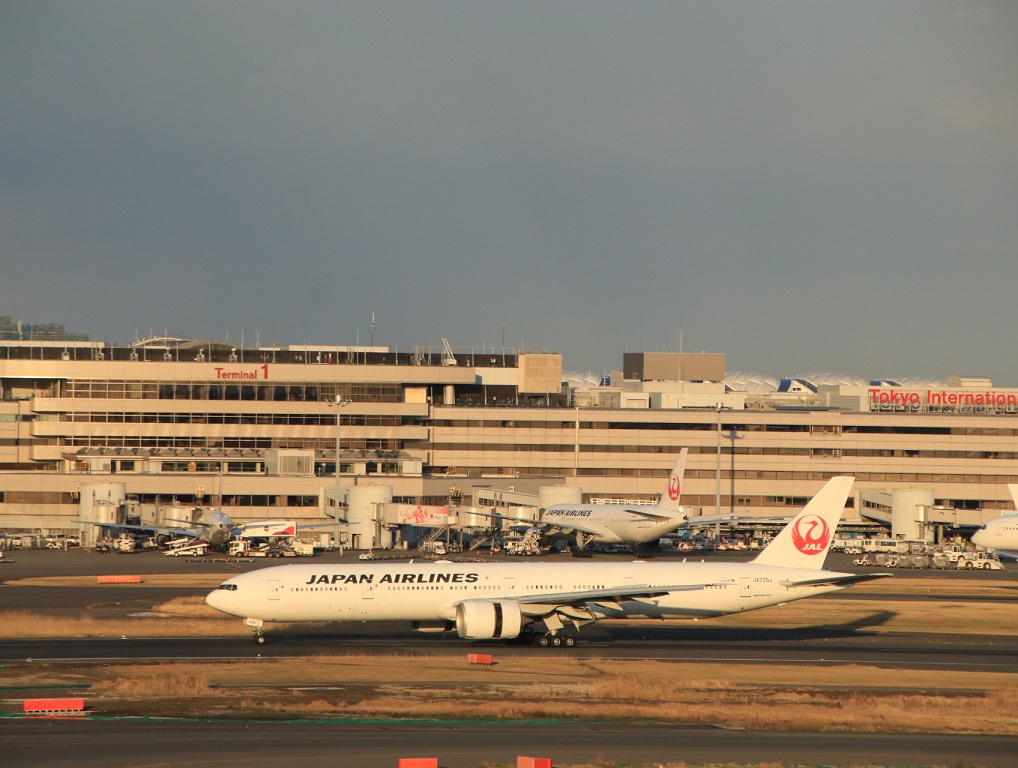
[217, 583, 238, 591]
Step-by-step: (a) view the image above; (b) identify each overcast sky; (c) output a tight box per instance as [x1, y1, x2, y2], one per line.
[2, 2, 1016, 383]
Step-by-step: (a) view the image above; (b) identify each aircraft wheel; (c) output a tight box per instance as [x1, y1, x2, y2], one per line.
[564, 636, 576, 647]
[537, 635, 550, 647]
[255, 633, 266, 645]
[551, 636, 563, 647]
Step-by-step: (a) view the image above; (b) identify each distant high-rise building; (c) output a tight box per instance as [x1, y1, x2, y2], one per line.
[0, 316, 89, 342]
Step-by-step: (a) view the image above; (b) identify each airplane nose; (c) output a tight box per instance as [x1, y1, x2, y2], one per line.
[206, 587, 233, 614]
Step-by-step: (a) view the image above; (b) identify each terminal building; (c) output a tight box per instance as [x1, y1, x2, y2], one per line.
[1, 335, 1016, 548]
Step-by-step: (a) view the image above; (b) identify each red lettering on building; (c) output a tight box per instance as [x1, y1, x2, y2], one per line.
[214, 366, 269, 380]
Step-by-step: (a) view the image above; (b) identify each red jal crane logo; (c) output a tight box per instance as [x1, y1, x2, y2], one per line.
[667, 474, 681, 502]
[791, 514, 830, 555]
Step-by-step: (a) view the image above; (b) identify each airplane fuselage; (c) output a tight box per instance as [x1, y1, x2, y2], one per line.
[207, 559, 849, 625]
[541, 505, 686, 545]
[972, 514, 1018, 559]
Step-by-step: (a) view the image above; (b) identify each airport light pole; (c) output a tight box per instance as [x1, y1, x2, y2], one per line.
[328, 396, 352, 550]
[716, 401, 722, 547]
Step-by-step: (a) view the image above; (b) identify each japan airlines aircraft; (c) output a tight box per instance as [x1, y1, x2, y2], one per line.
[971, 484, 1018, 559]
[75, 509, 297, 550]
[208, 475, 886, 645]
[503, 449, 691, 555]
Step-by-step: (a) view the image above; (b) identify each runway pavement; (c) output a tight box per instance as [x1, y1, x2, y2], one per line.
[6, 719, 1018, 768]
[3, 623, 1018, 673]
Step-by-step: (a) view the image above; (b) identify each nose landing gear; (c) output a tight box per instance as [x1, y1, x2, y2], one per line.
[245, 617, 266, 644]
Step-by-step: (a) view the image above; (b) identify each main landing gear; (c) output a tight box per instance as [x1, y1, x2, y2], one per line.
[536, 634, 575, 648]
[511, 629, 577, 647]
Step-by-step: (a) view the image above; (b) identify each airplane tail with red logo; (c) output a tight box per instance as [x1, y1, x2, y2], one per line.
[656, 449, 689, 513]
[751, 476, 855, 570]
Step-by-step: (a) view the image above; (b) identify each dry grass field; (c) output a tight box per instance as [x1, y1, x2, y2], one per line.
[4, 653, 1018, 736]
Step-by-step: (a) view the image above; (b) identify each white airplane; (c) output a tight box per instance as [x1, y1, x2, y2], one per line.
[500, 449, 691, 555]
[971, 484, 1018, 559]
[75, 509, 297, 550]
[208, 475, 887, 645]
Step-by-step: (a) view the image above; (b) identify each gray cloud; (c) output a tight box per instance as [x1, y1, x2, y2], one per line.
[2, 1, 1016, 382]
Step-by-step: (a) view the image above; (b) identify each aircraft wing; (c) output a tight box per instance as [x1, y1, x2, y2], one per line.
[514, 582, 708, 609]
[679, 514, 791, 527]
[779, 572, 892, 588]
[234, 521, 298, 537]
[71, 520, 200, 538]
[621, 507, 684, 522]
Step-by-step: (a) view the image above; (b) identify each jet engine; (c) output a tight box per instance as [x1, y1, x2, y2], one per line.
[454, 600, 523, 640]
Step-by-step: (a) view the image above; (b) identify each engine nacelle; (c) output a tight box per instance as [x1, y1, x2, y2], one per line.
[454, 600, 523, 640]
[409, 620, 455, 634]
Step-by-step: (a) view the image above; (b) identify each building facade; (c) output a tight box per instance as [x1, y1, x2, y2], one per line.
[2, 340, 1017, 541]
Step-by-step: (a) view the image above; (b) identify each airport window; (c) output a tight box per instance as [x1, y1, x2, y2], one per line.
[809, 448, 841, 458]
[226, 462, 260, 473]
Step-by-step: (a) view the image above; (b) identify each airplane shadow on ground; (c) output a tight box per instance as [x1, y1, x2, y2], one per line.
[258, 612, 901, 648]
[584, 609, 901, 644]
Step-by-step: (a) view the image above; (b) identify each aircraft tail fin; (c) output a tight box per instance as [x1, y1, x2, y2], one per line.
[656, 449, 688, 513]
[1008, 484, 1018, 510]
[751, 476, 854, 570]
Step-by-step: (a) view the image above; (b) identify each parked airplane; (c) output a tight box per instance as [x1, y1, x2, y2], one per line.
[971, 484, 1018, 559]
[75, 509, 297, 550]
[494, 449, 691, 556]
[208, 475, 886, 645]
